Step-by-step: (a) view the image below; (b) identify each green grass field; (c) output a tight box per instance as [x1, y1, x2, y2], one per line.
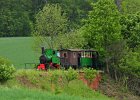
[0, 87, 92, 100]
[0, 37, 39, 69]
[0, 87, 113, 100]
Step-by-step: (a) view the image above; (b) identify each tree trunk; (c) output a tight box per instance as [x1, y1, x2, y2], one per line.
[106, 59, 110, 74]
[115, 0, 122, 11]
[114, 69, 118, 81]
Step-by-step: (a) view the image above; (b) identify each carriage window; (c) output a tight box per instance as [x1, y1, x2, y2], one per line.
[63, 52, 67, 58]
[73, 52, 76, 58]
[84, 52, 91, 58]
[78, 53, 81, 58]
[85, 52, 89, 57]
[87, 52, 90, 57]
[81, 52, 83, 57]
[92, 52, 97, 58]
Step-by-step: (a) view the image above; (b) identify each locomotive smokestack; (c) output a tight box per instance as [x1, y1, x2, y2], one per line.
[41, 47, 45, 54]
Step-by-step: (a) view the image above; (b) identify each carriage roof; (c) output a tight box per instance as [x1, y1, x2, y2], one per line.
[58, 49, 97, 52]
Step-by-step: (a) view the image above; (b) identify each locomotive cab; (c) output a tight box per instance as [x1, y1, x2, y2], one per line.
[38, 48, 60, 70]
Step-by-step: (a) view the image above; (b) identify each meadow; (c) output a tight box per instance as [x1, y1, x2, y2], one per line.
[0, 87, 90, 100]
[0, 37, 39, 69]
[0, 87, 112, 100]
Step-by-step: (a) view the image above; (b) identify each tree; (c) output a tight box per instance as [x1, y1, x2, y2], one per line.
[47, 0, 94, 31]
[0, 0, 96, 37]
[82, 0, 122, 73]
[120, 12, 140, 49]
[122, 0, 140, 14]
[0, 0, 33, 37]
[83, 0, 122, 51]
[34, 4, 67, 49]
[53, 30, 87, 49]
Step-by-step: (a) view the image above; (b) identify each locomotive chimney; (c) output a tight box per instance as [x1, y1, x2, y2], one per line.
[41, 47, 45, 54]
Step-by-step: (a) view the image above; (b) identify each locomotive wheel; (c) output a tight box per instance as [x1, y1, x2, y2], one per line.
[49, 62, 60, 69]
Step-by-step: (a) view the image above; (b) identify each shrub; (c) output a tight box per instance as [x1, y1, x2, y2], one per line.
[83, 68, 97, 84]
[0, 57, 11, 66]
[48, 70, 62, 84]
[119, 51, 140, 77]
[63, 67, 78, 85]
[47, 70, 64, 93]
[0, 64, 16, 82]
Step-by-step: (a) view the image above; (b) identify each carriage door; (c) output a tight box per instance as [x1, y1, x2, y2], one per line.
[77, 52, 81, 67]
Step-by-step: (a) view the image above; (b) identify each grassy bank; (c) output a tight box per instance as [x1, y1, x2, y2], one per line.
[1, 69, 113, 100]
[0, 37, 39, 68]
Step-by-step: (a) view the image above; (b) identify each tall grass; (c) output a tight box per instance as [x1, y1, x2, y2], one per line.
[0, 87, 94, 100]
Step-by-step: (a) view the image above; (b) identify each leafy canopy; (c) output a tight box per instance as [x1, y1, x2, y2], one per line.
[82, 0, 122, 52]
[34, 4, 67, 49]
[120, 12, 140, 48]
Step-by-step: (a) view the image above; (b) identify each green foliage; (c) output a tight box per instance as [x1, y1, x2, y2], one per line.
[35, 4, 67, 37]
[106, 40, 128, 65]
[47, 70, 64, 94]
[0, 57, 11, 66]
[47, 0, 94, 30]
[0, 64, 16, 82]
[63, 67, 78, 84]
[1, 0, 140, 38]
[83, 68, 97, 83]
[64, 80, 112, 100]
[119, 75, 129, 93]
[53, 30, 87, 49]
[119, 51, 140, 77]
[0, 57, 15, 82]
[122, 0, 140, 14]
[0, 0, 95, 37]
[82, 0, 122, 53]
[34, 4, 67, 49]
[117, 52, 140, 94]
[0, 0, 33, 37]
[48, 70, 63, 84]
[120, 12, 140, 48]
[1, 69, 113, 100]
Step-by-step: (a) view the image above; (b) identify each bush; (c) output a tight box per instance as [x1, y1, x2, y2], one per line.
[83, 68, 97, 84]
[0, 57, 16, 83]
[0, 64, 16, 82]
[48, 70, 63, 84]
[119, 51, 140, 77]
[63, 67, 78, 85]
[0, 57, 11, 66]
[118, 51, 140, 95]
